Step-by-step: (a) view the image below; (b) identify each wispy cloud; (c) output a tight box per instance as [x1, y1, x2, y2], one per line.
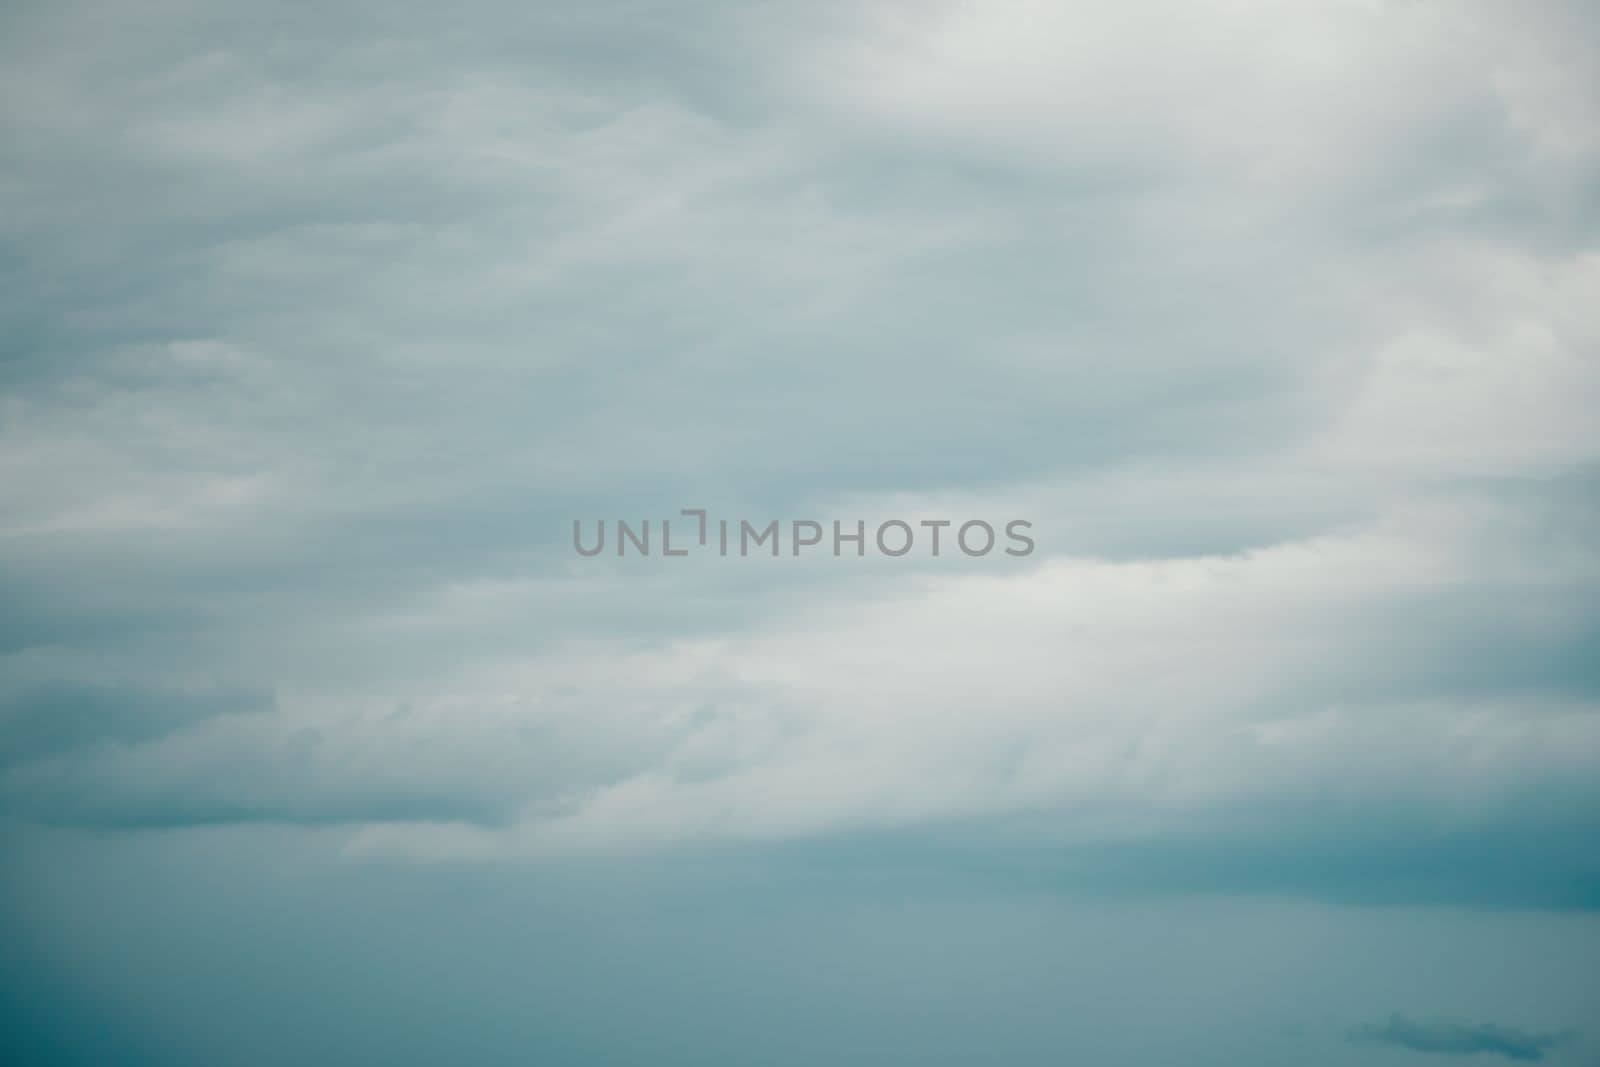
[3, 2, 1600, 1063]
[1352, 1014, 1571, 1061]
[1, 0, 1597, 899]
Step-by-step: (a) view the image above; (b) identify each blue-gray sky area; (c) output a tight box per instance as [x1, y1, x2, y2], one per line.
[2, 0, 1598, 1063]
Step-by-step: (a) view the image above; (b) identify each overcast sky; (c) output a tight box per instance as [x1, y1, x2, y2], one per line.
[2, 0, 1598, 1063]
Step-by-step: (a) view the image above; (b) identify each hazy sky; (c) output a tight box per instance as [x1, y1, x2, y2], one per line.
[2, 0, 1598, 1063]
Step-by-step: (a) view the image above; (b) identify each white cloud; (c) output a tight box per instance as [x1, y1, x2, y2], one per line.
[1, 0, 1596, 884]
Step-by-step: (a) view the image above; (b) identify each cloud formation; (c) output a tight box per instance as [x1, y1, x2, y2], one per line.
[3, 3, 1600, 1065]
[1353, 1014, 1570, 1061]
[1, 0, 1598, 910]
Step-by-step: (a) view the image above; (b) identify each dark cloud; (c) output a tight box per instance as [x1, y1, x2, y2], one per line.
[745, 814, 1600, 913]
[0, 681, 270, 768]
[1352, 1014, 1570, 1061]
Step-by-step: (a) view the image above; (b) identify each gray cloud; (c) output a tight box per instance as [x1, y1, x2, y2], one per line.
[3, 2, 1600, 1064]
[0, 681, 270, 768]
[1352, 1014, 1570, 1061]
[1, 0, 1597, 907]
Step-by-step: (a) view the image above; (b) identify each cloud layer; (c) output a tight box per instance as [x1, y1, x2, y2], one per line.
[2, 0, 1598, 908]
[4, 3, 1600, 1065]
[1354, 1014, 1570, 1061]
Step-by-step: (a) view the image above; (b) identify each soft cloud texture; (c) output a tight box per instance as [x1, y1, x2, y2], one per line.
[3, 0, 1598, 874]
[2, 0, 1598, 1061]
[1353, 1014, 1570, 1061]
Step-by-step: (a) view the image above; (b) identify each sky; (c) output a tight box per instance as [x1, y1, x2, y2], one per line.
[1, 0, 1598, 1063]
